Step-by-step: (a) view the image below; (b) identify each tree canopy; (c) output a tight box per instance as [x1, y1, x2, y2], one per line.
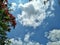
[0, 0, 16, 45]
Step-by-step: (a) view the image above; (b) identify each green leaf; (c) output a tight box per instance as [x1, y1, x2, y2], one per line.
[0, 9, 4, 14]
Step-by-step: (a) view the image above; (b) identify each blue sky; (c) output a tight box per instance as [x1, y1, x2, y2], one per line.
[7, 0, 60, 45]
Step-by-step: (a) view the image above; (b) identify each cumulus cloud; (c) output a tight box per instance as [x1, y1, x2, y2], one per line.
[7, 32, 41, 45]
[17, 0, 55, 28]
[24, 32, 34, 42]
[45, 29, 60, 41]
[45, 29, 60, 45]
[9, 3, 17, 11]
[47, 41, 60, 45]
[9, 38, 41, 45]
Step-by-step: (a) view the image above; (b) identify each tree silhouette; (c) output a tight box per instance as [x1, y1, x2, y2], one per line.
[0, 0, 16, 45]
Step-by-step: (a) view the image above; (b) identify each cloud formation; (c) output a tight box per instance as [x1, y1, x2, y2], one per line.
[24, 32, 34, 42]
[8, 32, 41, 45]
[9, 3, 17, 11]
[45, 29, 60, 41]
[17, 0, 55, 28]
[47, 41, 60, 45]
[9, 38, 40, 45]
[45, 29, 60, 45]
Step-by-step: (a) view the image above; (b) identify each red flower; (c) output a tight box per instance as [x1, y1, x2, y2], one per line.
[9, 14, 15, 20]
[10, 20, 16, 28]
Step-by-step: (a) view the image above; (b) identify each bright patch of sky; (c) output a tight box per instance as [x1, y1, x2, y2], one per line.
[7, 0, 60, 45]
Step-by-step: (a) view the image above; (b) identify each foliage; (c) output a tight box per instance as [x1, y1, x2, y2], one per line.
[0, 0, 16, 45]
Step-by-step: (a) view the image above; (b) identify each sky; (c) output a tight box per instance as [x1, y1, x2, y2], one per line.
[7, 0, 60, 45]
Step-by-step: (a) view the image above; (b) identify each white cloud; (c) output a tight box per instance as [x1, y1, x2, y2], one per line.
[50, 0, 55, 10]
[17, 0, 55, 28]
[24, 33, 30, 42]
[9, 38, 41, 45]
[45, 29, 60, 45]
[6, 32, 41, 45]
[24, 32, 34, 42]
[45, 29, 60, 41]
[47, 41, 60, 45]
[9, 3, 17, 11]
